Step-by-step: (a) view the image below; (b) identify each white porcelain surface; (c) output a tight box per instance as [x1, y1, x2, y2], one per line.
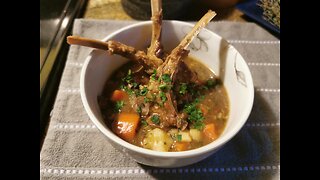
[80, 21, 254, 168]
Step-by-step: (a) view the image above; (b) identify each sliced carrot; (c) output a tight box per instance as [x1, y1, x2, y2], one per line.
[203, 123, 218, 140]
[112, 113, 140, 142]
[111, 90, 127, 101]
[174, 142, 190, 151]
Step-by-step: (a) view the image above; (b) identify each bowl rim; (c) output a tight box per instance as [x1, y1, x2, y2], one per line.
[80, 20, 254, 158]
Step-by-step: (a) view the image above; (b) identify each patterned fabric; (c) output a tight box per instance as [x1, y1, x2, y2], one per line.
[40, 19, 280, 179]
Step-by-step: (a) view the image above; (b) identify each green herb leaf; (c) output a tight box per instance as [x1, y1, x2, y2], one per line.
[159, 84, 168, 91]
[179, 83, 188, 95]
[206, 79, 216, 88]
[122, 86, 134, 95]
[159, 91, 167, 102]
[132, 82, 138, 88]
[183, 98, 205, 130]
[150, 69, 157, 81]
[193, 121, 205, 130]
[201, 86, 209, 90]
[189, 109, 204, 122]
[120, 84, 126, 90]
[139, 87, 148, 96]
[144, 97, 151, 103]
[141, 119, 147, 126]
[136, 106, 142, 114]
[115, 101, 124, 112]
[177, 134, 182, 142]
[122, 69, 133, 83]
[188, 83, 198, 96]
[159, 83, 172, 91]
[161, 74, 171, 83]
[151, 115, 160, 124]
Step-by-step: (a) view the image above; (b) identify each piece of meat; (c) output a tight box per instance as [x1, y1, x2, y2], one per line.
[172, 60, 201, 85]
[131, 67, 150, 85]
[171, 60, 205, 110]
[146, 100, 177, 129]
[150, 10, 216, 129]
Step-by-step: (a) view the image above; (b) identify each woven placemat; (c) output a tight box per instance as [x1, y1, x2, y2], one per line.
[40, 19, 280, 179]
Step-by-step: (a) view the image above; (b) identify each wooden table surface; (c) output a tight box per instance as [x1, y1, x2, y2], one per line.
[83, 0, 249, 22]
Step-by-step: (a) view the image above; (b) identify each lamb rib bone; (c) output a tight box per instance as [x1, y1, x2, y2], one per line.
[66, 36, 162, 71]
[147, 0, 164, 62]
[157, 10, 217, 76]
[147, 10, 216, 129]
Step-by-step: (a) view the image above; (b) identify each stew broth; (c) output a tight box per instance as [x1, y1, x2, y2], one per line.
[98, 56, 229, 152]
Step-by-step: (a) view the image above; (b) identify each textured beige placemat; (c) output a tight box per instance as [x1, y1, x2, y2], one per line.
[40, 19, 280, 179]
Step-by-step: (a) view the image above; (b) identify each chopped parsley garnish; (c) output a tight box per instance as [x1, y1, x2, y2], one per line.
[188, 109, 204, 123]
[201, 86, 209, 90]
[120, 69, 143, 96]
[206, 79, 217, 88]
[157, 74, 172, 91]
[141, 119, 147, 126]
[132, 82, 138, 88]
[144, 97, 151, 103]
[192, 121, 205, 130]
[150, 69, 157, 80]
[194, 96, 204, 103]
[207, 79, 214, 86]
[183, 98, 205, 130]
[179, 83, 188, 95]
[136, 106, 142, 114]
[121, 85, 134, 95]
[151, 115, 160, 124]
[177, 134, 182, 142]
[120, 84, 125, 90]
[122, 69, 133, 83]
[159, 91, 167, 102]
[188, 83, 200, 97]
[139, 87, 148, 96]
[159, 84, 168, 91]
[115, 101, 124, 112]
[161, 74, 171, 83]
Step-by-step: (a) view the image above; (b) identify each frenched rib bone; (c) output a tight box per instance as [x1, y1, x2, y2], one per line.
[67, 36, 161, 70]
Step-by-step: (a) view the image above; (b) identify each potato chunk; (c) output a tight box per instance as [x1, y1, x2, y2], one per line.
[143, 128, 173, 152]
[189, 129, 202, 142]
[178, 131, 192, 142]
[168, 128, 178, 138]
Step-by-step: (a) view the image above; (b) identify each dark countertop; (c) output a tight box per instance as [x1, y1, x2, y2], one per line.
[83, 0, 248, 21]
[40, 0, 88, 148]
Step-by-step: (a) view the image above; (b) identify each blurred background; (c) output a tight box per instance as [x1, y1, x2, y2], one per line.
[40, 0, 280, 143]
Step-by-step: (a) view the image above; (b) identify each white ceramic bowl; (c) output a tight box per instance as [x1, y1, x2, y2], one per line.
[80, 21, 254, 168]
